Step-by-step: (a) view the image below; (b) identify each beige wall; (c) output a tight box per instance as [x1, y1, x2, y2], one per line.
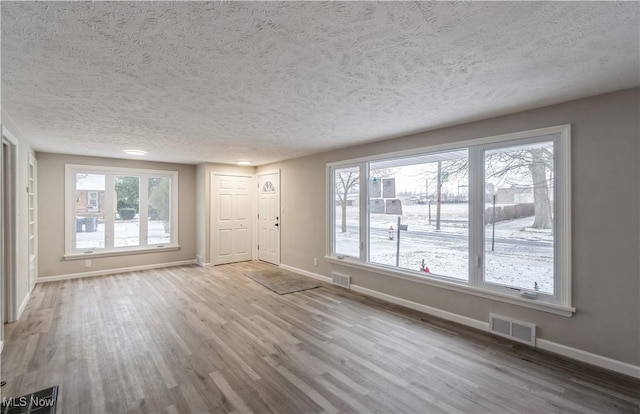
[195, 163, 255, 265]
[37, 153, 197, 278]
[259, 87, 640, 365]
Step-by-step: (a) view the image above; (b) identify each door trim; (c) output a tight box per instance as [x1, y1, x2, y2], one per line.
[2, 126, 19, 330]
[28, 152, 37, 293]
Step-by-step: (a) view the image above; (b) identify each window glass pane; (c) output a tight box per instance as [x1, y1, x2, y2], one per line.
[148, 177, 172, 245]
[115, 175, 140, 247]
[334, 167, 360, 257]
[75, 173, 105, 250]
[369, 150, 469, 280]
[484, 141, 554, 294]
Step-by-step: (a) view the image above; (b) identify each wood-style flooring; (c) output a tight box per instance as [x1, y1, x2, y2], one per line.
[1, 262, 639, 413]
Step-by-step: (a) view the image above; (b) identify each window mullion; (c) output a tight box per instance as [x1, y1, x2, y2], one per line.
[468, 146, 484, 287]
[139, 175, 149, 247]
[327, 166, 335, 256]
[555, 131, 571, 306]
[104, 173, 115, 249]
[69, 170, 77, 253]
[360, 163, 368, 263]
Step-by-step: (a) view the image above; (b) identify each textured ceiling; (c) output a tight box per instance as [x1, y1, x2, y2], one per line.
[2, 2, 639, 165]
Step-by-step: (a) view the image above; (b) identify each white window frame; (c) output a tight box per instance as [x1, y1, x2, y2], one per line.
[330, 164, 363, 259]
[65, 164, 179, 259]
[327, 125, 573, 316]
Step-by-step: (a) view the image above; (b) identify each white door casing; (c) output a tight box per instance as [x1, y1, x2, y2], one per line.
[28, 153, 37, 291]
[211, 174, 252, 265]
[1, 128, 18, 329]
[258, 171, 280, 265]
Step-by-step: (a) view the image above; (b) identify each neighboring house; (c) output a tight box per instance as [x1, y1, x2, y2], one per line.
[496, 185, 534, 204]
[75, 173, 105, 215]
[75, 174, 105, 232]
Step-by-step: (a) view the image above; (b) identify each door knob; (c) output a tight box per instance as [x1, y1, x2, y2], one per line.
[275, 223, 279, 227]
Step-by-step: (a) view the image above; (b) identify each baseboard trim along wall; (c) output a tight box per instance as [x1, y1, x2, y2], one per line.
[282, 264, 640, 379]
[535, 339, 640, 379]
[37, 259, 197, 283]
[280, 264, 332, 283]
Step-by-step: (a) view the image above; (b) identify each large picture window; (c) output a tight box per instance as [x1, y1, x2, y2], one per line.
[65, 165, 178, 257]
[328, 126, 571, 311]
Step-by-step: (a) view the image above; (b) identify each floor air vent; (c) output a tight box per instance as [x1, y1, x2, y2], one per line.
[489, 314, 536, 346]
[331, 272, 351, 288]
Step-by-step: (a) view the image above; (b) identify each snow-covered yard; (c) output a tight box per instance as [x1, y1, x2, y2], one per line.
[76, 219, 171, 249]
[336, 202, 554, 294]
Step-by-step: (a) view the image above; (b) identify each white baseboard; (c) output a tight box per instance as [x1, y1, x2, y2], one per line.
[17, 290, 31, 319]
[196, 256, 213, 268]
[536, 339, 640, 379]
[351, 284, 490, 332]
[279, 264, 332, 283]
[37, 259, 197, 283]
[282, 263, 639, 379]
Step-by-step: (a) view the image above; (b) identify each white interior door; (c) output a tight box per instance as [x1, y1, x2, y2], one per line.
[258, 171, 280, 265]
[212, 174, 252, 265]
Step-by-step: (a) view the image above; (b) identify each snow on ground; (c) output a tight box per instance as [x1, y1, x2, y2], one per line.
[336, 201, 554, 294]
[80, 203, 554, 294]
[76, 220, 171, 249]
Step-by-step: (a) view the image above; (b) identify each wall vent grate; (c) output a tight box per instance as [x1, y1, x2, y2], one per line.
[489, 314, 536, 346]
[331, 272, 351, 288]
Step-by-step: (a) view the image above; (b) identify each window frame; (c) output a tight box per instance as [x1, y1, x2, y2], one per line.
[327, 125, 572, 315]
[330, 164, 363, 259]
[65, 164, 179, 259]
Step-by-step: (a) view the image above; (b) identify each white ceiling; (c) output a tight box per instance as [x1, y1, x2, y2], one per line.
[2, 2, 639, 166]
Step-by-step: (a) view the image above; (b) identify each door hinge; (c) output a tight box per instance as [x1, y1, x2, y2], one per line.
[257, 244, 259, 250]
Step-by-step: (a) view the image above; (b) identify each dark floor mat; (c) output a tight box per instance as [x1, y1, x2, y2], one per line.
[245, 269, 321, 294]
[1, 386, 58, 414]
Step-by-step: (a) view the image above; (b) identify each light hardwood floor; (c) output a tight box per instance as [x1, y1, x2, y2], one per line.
[1, 262, 638, 413]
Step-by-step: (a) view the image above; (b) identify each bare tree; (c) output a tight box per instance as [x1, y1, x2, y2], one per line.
[437, 158, 468, 229]
[335, 167, 398, 233]
[335, 171, 359, 233]
[486, 146, 553, 229]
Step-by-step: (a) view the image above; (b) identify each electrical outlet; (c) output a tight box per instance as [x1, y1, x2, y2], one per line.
[313, 258, 318, 266]
[85, 260, 92, 268]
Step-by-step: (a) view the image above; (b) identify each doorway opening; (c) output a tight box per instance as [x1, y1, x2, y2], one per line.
[1, 131, 18, 344]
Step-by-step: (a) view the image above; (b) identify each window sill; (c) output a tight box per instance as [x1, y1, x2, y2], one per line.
[64, 245, 180, 260]
[325, 256, 575, 317]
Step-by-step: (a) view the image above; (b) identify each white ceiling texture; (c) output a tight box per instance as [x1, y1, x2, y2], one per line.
[2, 2, 639, 165]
